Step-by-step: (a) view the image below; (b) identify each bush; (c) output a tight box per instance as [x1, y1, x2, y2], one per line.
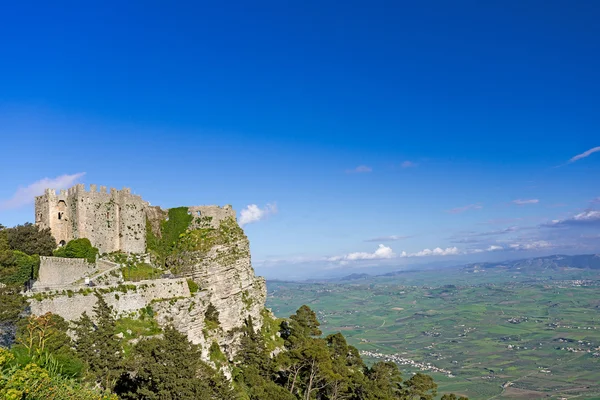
[121, 263, 158, 282]
[186, 279, 199, 294]
[53, 239, 99, 263]
[0, 250, 40, 286]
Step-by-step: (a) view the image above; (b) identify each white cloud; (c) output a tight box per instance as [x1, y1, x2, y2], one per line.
[328, 244, 395, 262]
[508, 241, 552, 251]
[239, 203, 277, 226]
[546, 210, 600, 227]
[406, 247, 460, 257]
[447, 203, 483, 214]
[0, 172, 86, 210]
[512, 199, 539, 205]
[487, 245, 504, 251]
[365, 235, 411, 242]
[569, 146, 600, 163]
[401, 161, 417, 168]
[346, 165, 372, 173]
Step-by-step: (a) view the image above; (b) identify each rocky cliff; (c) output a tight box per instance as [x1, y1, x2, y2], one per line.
[27, 209, 270, 364]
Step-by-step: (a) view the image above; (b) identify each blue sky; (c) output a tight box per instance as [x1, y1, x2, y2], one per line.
[1, 1, 599, 279]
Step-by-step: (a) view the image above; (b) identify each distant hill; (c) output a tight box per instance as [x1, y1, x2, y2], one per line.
[459, 254, 600, 272]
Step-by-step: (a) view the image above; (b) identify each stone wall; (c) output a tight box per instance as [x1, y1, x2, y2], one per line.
[187, 205, 236, 230]
[35, 256, 95, 287]
[34, 257, 118, 290]
[29, 278, 191, 321]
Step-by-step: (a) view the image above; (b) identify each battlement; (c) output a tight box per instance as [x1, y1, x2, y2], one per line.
[38, 184, 141, 202]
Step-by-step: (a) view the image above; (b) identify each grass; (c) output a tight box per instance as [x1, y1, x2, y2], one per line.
[122, 262, 160, 281]
[267, 267, 600, 399]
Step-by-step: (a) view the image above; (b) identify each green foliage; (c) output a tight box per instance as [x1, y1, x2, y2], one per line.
[186, 278, 199, 293]
[261, 309, 285, 353]
[115, 325, 236, 400]
[145, 207, 193, 267]
[3, 222, 57, 256]
[0, 250, 40, 286]
[0, 347, 117, 400]
[121, 262, 159, 282]
[176, 216, 245, 253]
[14, 313, 84, 377]
[209, 341, 227, 363]
[53, 238, 99, 263]
[204, 302, 220, 330]
[74, 294, 123, 390]
[0, 286, 27, 324]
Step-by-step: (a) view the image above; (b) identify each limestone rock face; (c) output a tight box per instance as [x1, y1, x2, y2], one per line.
[154, 220, 267, 359]
[26, 206, 268, 364]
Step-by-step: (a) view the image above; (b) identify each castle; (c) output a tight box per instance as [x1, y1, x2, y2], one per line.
[35, 183, 236, 254]
[29, 184, 268, 361]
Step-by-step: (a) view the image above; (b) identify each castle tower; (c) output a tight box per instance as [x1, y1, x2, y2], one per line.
[35, 189, 72, 247]
[35, 184, 148, 254]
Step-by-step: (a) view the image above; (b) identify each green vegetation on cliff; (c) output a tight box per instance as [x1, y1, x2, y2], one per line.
[146, 207, 193, 266]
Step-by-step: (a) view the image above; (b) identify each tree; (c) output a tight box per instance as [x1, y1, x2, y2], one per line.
[74, 294, 122, 389]
[5, 223, 56, 256]
[401, 373, 437, 400]
[0, 285, 27, 347]
[441, 394, 469, 400]
[54, 238, 99, 263]
[0, 250, 40, 286]
[116, 325, 235, 400]
[0, 225, 8, 252]
[288, 305, 322, 340]
[364, 361, 403, 399]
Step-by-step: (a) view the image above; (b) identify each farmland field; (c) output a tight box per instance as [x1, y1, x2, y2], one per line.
[267, 264, 600, 399]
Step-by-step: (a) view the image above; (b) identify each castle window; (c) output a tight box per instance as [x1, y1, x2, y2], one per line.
[196, 211, 201, 216]
[59, 240, 66, 247]
[58, 212, 63, 220]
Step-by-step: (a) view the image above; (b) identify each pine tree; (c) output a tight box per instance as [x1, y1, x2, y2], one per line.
[74, 293, 122, 390]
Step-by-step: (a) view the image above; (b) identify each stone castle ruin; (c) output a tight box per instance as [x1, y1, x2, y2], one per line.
[35, 183, 235, 254]
[29, 183, 268, 363]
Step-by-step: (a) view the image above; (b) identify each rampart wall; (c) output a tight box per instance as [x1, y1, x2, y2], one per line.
[29, 278, 191, 321]
[36, 257, 94, 287]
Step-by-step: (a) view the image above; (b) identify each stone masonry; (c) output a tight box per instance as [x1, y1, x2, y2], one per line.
[36, 184, 237, 255]
[35, 184, 148, 254]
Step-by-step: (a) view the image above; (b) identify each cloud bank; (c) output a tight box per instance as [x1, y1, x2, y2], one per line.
[239, 203, 277, 226]
[0, 172, 86, 210]
[404, 247, 460, 257]
[328, 244, 395, 262]
[545, 210, 600, 227]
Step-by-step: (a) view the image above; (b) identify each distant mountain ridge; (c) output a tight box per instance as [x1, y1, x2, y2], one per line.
[459, 253, 600, 272]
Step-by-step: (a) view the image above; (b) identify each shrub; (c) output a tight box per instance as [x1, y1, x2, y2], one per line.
[186, 279, 199, 294]
[53, 238, 99, 263]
